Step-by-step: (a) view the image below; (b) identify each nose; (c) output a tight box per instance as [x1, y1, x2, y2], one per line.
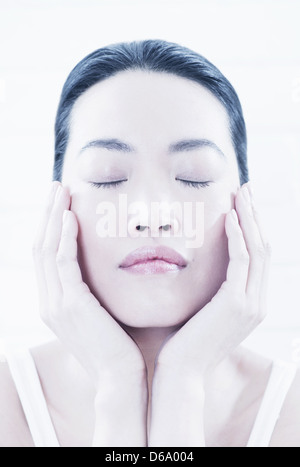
[131, 206, 180, 237]
[127, 176, 181, 237]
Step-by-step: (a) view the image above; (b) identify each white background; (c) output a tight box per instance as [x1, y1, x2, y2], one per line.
[0, 0, 300, 363]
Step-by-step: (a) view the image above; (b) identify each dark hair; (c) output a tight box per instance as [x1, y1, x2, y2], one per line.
[53, 39, 248, 184]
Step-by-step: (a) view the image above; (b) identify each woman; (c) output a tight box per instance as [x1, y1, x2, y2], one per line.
[1, 39, 299, 447]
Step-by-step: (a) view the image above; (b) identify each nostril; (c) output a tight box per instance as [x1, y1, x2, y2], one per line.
[160, 224, 171, 231]
[136, 224, 172, 232]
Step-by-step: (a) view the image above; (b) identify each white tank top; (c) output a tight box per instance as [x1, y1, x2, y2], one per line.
[3, 344, 298, 447]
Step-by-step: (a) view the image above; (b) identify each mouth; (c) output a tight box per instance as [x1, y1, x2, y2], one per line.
[119, 245, 187, 275]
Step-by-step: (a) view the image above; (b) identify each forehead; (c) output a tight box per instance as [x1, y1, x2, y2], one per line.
[68, 69, 233, 155]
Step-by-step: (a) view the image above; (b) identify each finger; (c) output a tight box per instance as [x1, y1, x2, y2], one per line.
[33, 181, 61, 250]
[32, 181, 61, 303]
[56, 210, 85, 291]
[43, 185, 71, 299]
[235, 185, 263, 254]
[259, 241, 272, 316]
[235, 185, 269, 297]
[224, 209, 249, 292]
[57, 210, 102, 314]
[243, 181, 268, 246]
[239, 182, 272, 314]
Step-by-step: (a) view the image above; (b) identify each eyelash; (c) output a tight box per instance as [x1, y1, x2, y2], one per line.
[89, 180, 211, 189]
[90, 180, 127, 189]
[176, 179, 211, 189]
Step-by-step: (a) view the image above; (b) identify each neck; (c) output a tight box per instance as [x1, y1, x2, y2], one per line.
[121, 324, 180, 388]
[120, 325, 247, 405]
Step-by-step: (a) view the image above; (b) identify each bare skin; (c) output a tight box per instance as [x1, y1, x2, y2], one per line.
[1, 339, 300, 447]
[1, 184, 299, 447]
[1, 70, 299, 447]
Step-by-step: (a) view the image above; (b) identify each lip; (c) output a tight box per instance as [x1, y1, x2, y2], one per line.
[119, 246, 187, 274]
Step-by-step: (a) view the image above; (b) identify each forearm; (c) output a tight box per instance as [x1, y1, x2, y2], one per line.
[92, 371, 148, 447]
[148, 364, 206, 447]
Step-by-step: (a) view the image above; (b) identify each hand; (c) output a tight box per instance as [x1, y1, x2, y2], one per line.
[156, 183, 272, 378]
[32, 182, 146, 390]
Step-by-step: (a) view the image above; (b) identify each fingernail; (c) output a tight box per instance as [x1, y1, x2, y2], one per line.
[63, 209, 69, 223]
[49, 181, 58, 196]
[55, 184, 63, 201]
[231, 209, 238, 222]
[247, 182, 254, 200]
[242, 185, 251, 204]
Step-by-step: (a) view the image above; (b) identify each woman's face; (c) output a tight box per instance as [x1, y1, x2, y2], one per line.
[62, 70, 240, 327]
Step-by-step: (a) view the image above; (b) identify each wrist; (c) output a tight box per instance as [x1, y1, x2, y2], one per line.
[149, 361, 206, 448]
[153, 360, 205, 401]
[93, 359, 147, 391]
[95, 366, 147, 402]
[156, 350, 206, 383]
[93, 369, 148, 447]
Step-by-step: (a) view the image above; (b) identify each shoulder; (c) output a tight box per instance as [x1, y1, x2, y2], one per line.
[232, 348, 300, 447]
[0, 355, 34, 447]
[270, 367, 300, 447]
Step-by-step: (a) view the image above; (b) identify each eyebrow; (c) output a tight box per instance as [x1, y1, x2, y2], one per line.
[79, 138, 225, 157]
[168, 138, 225, 157]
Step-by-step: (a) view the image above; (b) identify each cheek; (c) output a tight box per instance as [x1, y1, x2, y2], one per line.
[70, 192, 117, 290]
[205, 213, 229, 278]
[188, 210, 229, 306]
[205, 194, 231, 271]
[186, 188, 231, 308]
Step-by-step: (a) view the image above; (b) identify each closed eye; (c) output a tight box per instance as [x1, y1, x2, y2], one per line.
[89, 180, 127, 189]
[176, 179, 212, 189]
[89, 179, 212, 190]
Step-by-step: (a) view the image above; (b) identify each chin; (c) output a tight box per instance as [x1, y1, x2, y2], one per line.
[116, 315, 189, 329]
[103, 299, 200, 329]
